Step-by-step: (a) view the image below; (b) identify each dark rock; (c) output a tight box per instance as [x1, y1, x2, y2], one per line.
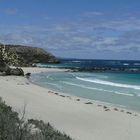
[10, 68, 24, 76]
[0, 63, 11, 75]
[85, 102, 93, 104]
[103, 106, 108, 109]
[126, 111, 132, 114]
[114, 108, 119, 111]
[105, 109, 110, 111]
[60, 95, 65, 97]
[25, 73, 31, 78]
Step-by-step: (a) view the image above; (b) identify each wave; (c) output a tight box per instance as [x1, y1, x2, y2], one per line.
[71, 61, 81, 63]
[134, 63, 140, 66]
[123, 63, 129, 66]
[45, 82, 62, 89]
[76, 77, 140, 90]
[62, 81, 134, 97]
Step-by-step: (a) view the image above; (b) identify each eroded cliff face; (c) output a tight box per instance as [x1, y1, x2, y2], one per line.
[5, 44, 59, 66]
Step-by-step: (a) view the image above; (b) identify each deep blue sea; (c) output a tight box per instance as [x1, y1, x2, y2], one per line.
[37, 59, 140, 70]
[32, 59, 140, 112]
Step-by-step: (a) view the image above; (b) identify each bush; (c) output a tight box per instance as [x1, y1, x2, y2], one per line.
[0, 97, 73, 140]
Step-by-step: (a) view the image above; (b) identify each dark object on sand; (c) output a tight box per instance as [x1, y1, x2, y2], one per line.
[76, 99, 80, 101]
[114, 108, 119, 111]
[85, 102, 93, 104]
[105, 109, 110, 111]
[103, 106, 108, 109]
[126, 111, 132, 114]
[97, 104, 102, 107]
[120, 110, 124, 112]
[66, 96, 72, 99]
[25, 73, 31, 78]
[60, 95, 65, 97]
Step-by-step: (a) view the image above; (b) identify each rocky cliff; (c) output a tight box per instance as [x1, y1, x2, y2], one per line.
[4, 44, 59, 66]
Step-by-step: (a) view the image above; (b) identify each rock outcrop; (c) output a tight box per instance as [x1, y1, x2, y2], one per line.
[9, 68, 24, 76]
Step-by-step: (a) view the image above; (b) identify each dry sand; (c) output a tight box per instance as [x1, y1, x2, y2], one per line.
[0, 67, 140, 140]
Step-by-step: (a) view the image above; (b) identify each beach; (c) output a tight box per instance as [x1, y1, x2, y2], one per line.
[0, 67, 140, 140]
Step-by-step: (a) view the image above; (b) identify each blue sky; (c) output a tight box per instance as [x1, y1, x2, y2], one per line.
[0, 0, 140, 60]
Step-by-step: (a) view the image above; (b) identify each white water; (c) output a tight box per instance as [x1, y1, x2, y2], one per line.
[76, 77, 140, 90]
[32, 72, 140, 111]
[62, 81, 134, 97]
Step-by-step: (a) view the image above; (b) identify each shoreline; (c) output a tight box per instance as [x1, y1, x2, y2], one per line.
[30, 68, 140, 114]
[0, 67, 140, 140]
[31, 78, 139, 115]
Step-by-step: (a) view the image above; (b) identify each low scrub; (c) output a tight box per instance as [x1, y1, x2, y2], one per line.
[0, 97, 73, 140]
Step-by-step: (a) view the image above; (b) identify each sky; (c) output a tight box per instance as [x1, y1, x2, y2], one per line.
[0, 0, 140, 60]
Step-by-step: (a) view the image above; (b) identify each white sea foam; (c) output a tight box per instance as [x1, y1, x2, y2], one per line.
[72, 61, 81, 63]
[62, 81, 134, 97]
[76, 77, 140, 90]
[123, 63, 129, 65]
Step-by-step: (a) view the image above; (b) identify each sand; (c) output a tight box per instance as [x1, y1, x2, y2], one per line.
[0, 67, 140, 140]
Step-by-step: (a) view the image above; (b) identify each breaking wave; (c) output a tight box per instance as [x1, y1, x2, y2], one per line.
[76, 77, 140, 90]
[62, 81, 134, 97]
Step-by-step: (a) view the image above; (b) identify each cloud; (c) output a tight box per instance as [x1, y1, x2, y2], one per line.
[0, 11, 140, 59]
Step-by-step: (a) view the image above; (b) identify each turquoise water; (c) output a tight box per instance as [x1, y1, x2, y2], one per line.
[31, 72, 140, 112]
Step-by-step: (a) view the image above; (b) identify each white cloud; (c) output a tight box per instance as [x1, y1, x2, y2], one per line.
[0, 11, 140, 59]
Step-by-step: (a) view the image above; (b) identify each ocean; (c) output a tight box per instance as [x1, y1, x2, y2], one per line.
[37, 58, 140, 70]
[32, 59, 140, 112]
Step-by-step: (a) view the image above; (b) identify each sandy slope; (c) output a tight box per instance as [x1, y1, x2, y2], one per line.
[0, 67, 140, 140]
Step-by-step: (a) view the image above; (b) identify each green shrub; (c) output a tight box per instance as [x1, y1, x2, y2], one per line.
[0, 97, 73, 140]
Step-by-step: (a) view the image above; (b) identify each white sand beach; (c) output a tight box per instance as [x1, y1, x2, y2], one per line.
[0, 67, 140, 140]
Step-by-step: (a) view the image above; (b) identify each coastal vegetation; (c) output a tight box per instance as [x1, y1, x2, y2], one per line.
[0, 97, 73, 140]
[0, 43, 59, 75]
[4, 44, 59, 66]
[0, 44, 24, 75]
